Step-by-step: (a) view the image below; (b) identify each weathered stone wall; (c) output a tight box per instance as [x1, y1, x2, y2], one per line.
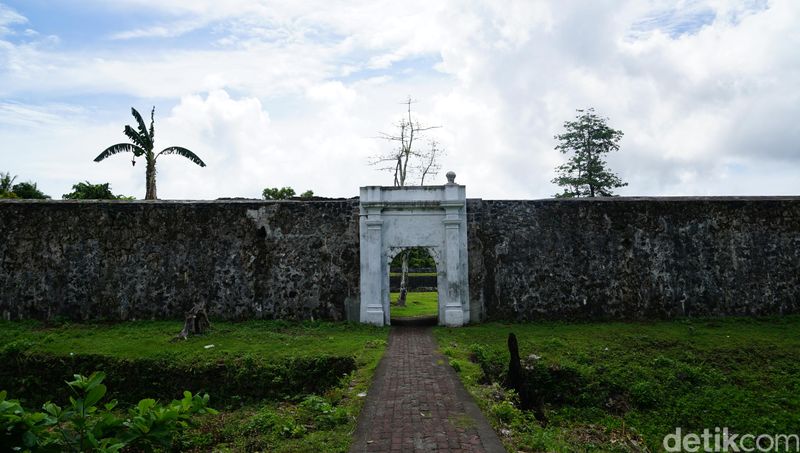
[0, 200, 360, 321]
[2, 197, 799, 322]
[467, 197, 800, 321]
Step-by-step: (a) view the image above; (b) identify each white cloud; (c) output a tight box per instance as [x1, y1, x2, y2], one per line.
[0, 3, 26, 36]
[0, 101, 84, 127]
[110, 19, 208, 40]
[156, 87, 399, 199]
[0, 0, 798, 199]
[420, 0, 800, 197]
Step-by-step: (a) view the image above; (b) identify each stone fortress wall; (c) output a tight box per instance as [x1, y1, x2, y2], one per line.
[466, 197, 800, 321]
[1, 197, 798, 322]
[0, 200, 361, 321]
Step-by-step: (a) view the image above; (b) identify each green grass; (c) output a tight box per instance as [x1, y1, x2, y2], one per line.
[175, 331, 386, 453]
[0, 320, 389, 452]
[434, 317, 800, 452]
[0, 320, 384, 365]
[390, 291, 438, 318]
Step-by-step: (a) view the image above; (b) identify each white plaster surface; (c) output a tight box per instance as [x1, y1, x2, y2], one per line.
[359, 178, 469, 326]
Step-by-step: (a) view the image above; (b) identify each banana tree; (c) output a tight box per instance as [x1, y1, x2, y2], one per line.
[94, 107, 206, 199]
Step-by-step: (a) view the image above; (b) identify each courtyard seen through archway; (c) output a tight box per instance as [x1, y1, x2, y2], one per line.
[388, 247, 439, 324]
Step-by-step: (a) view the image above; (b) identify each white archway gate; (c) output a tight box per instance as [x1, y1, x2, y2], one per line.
[359, 172, 469, 327]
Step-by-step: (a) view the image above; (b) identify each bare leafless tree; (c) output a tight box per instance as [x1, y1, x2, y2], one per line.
[372, 97, 443, 188]
[372, 97, 446, 307]
[419, 139, 444, 186]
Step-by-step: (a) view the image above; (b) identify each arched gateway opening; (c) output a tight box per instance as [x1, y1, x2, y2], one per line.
[388, 247, 439, 324]
[359, 172, 469, 327]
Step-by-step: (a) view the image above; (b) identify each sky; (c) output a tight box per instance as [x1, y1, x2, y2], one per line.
[0, 0, 798, 200]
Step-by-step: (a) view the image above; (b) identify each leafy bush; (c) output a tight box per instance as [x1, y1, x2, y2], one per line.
[243, 407, 307, 439]
[62, 181, 132, 200]
[364, 339, 387, 349]
[0, 351, 357, 406]
[628, 381, 660, 409]
[0, 371, 215, 452]
[437, 319, 800, 452]
[9, 181, 50, 199]
[490, 400, 521, 424]
[278, 418, 308, 439]
[468, 343, 505, 381]
[297, 395, 348, 430]
[262, 186, 296, 200]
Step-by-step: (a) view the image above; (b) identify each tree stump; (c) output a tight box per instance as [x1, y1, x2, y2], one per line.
[506, 332, 523, 396]
[172, 302, 211, 342]
[506, 332, 543, 420]
[397, 287, 408, 307]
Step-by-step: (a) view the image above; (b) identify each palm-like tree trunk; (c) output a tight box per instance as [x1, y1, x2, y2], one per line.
[145, 158, 157, 200]
[95, 107, 206, 200]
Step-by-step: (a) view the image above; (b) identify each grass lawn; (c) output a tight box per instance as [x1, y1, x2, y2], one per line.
[434, 317, 800, 452]
[0, 320, 384, 365]
[0, 320, 388, 452]
[390, 291, 438, 318]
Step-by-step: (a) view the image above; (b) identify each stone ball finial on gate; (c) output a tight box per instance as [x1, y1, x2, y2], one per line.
[446, 171, 456, 184]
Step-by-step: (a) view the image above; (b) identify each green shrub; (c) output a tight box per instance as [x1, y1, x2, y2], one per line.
[520, 361, 591, 410]
[629, 381, 660, 409]
[0, 371, 215, 452]
[278, 418, 307, 438]
[244, 407, 282, 434]
[364, 339, 387, 349]
[491, 400, 521, 424]
[436, 318, 800, 452]
[0, 351, 357, 406]
[297, 395, 348, 430]
[468, 343, 505, 381]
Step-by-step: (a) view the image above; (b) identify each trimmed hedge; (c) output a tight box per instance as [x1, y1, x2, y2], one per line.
[0, 349, 356, 406]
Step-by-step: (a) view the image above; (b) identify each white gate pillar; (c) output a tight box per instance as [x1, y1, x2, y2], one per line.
[360, 202, 386, 326]
[442, 216, 464, 326]
[363, 218, 385, 325]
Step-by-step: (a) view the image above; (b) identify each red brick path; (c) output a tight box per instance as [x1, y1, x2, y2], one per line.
[350, 327, 506, 453]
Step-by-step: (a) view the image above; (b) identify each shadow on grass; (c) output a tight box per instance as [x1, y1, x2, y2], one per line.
[390, 316, 438, 327]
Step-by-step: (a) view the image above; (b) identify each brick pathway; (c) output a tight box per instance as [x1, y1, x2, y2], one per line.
[350, 327, 506, 453]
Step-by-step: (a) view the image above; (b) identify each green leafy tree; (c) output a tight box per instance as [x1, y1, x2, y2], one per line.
[1, 173, 50, 199]
[10, 181, 50, 199]
[552, 108, 627, 198]
[263, 187, 294, 200]
[62, 181, 133, 200]
[390, 247, 435, 270]
[0, 172, 17, 198]
[262, 187, 315, 200]
[262, 186, 295, 200]
[94, 107, 206, 200]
